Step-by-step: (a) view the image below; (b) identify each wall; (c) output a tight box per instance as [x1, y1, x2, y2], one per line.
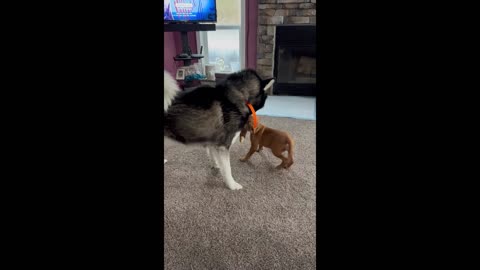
[246, 0, 258, 70]
[164, 32, 177, 75]
[173, 32, 198, 57]
[256, 0, 316, 78]
[164, 32, 198, 75]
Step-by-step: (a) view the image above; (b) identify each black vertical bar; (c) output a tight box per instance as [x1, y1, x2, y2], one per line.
[180, 31, 189, 54]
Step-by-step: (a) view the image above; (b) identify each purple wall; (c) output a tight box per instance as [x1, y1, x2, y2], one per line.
[173, 32, 198, 56]
[164, 32, 198, 75]
[246, 0, 258, 70]
[164, 32, 177, 75]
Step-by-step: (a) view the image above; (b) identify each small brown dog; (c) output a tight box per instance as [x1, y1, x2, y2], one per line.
[239, 116, 294, 169]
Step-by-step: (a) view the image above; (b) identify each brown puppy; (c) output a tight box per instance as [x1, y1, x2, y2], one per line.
[239, 116, 294, 169]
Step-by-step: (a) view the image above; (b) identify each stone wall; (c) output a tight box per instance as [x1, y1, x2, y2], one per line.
[256, 0, 316, 78]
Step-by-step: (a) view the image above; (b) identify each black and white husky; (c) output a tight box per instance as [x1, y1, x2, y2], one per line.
[164, 69, 274, 190]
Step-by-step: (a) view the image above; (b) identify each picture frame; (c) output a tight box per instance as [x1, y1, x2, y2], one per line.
[176, 68, 185, 80]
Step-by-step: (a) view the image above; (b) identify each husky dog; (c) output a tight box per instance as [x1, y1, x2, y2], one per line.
[164, 69, 274, 190]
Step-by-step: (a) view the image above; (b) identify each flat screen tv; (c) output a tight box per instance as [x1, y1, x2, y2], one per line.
[164, 0, 217, 23]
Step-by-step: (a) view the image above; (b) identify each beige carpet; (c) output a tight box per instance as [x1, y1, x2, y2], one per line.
[164, 116, 316, 269]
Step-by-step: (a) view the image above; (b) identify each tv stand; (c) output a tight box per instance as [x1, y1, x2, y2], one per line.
[173, 31, 203, 66]
[164, 23, 216, 66]
[164, 23, 215, 32]
[164, 23, 215, 66]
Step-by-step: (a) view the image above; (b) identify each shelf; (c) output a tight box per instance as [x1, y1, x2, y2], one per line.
[177, 79, 215, 83]
[173, 55, 204, 61]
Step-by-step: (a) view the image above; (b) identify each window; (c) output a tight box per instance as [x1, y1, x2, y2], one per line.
[197, 0, 245, 73]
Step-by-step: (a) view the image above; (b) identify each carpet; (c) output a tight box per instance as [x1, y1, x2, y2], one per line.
[164, 116, 316, 269]
[255, 96, 316, 120]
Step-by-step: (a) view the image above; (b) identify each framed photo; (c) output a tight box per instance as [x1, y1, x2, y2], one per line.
[176, 68, 185, 80]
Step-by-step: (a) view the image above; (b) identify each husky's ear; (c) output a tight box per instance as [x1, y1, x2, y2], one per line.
[261, 78, 275, 92]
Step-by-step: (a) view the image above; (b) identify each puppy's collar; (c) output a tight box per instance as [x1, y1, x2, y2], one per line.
[246, 102, 258, 129]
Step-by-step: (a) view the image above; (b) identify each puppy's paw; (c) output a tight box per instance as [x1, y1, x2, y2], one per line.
[227, 181, 243, 190]
[164, 159, 168, 164]
[240, 157, 248, 162]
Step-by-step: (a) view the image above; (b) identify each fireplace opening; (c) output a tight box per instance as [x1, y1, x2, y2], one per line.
[273, 25, 316, 96]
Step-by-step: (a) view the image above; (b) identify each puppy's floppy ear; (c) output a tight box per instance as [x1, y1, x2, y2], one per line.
[248, 120, 255, 132]
[247, 116, 256, 133]
[261, 78, 275, 92]
[249, 116, 261, 134]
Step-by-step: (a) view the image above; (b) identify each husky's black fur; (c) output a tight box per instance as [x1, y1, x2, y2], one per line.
[164, 69, 271, 148]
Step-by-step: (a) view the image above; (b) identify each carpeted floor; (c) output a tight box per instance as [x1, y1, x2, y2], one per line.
[164, 116, 316, 270]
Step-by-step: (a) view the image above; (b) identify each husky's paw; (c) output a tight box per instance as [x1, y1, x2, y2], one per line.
[227, 181, 243, 190]
[164, 159, 168, 164]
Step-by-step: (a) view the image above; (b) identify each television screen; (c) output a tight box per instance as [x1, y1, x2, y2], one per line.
[164, 0, 217, 23]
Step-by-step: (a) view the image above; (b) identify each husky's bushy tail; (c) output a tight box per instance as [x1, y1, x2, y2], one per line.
[164, 70, 180, 112]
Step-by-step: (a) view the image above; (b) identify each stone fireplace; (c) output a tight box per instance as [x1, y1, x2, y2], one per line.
[257, 0, 316, 96]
